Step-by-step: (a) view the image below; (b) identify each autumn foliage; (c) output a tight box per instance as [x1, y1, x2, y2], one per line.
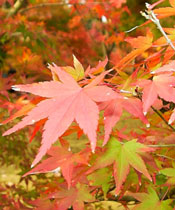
[1, 0, 175, 209]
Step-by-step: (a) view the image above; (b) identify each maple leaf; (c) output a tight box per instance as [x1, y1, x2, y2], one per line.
[85, 57, 108, 76]
[116, 30, 153, 69]
[138, 73, 175, 115]
[1, 97, 42, 125]
[87, 168, 112, 198]
[30, 198, 58, 210]
[0, 0, 13, 6]
[151, 61, 175, 74]
[46, 183, 95, 210]
[24, 145, 90, 189]
[110, 0, 126, 8]
[128, 187, 172, 210]
[29, 119, 46, 143]
[3, 62, 118, 166]
[168, 108, 175, 124]
[100, 97, 149, 145]
[154, 6, 175, 19]
[0, 72, 14, 99]
[160, 168, 175, 185]
[87, 137, 153, 194]
[63, 55, 85, 81]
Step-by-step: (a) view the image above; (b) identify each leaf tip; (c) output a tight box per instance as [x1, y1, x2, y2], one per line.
[143, 111, 147, 116]
[102, 143, 106, 147]
[11, 85, 20, 91]
[92, 149, 95, 154]
[47, 63, 52, 69]
[52, 167, 61, 174]
[2, 131, 8, 136]
[146, 123, 150, 128]
[168, 119, 173, 124]
[145, 2, 151, 9]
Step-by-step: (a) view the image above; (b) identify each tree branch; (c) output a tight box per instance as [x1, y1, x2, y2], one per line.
[141, 3, 175, 52]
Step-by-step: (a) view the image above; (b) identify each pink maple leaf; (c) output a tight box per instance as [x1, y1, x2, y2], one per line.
[3, 63, 119, 166]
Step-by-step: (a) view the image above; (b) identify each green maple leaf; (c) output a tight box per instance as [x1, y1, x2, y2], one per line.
[87, 168, 112, 198]
[160, 168, 175, 185]
[88, 137, 153, 194]
[160, 168, 175, 177]
[129, 187, 172, 210]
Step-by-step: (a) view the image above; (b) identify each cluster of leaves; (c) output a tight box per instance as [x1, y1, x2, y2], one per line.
[1, 0, 175, 209]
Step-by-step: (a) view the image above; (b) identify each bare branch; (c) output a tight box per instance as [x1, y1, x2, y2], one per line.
[141, 3, 175, 52]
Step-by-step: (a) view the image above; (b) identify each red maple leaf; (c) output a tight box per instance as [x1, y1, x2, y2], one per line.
[138, 73, 175, 115]
[24, 143, 90, 189]
[151, 60, 175, 74]
[0, 0, 13, 6]
[3, 63, 119, 166]
[110, 0, 126, 8]
[33, 183, 95, 210]
[100, 97, 149, 145]
[0, 72, 14, 99]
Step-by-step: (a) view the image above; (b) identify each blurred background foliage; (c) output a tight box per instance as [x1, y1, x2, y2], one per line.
[0, 0, 174, 209]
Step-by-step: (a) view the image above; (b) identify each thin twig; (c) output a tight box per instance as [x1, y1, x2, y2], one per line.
[154, 154, 175, 161]
[125, 26, 140, 33]
[135, 91, 175, 132]
[141, 3, 175, 52]
[151, 106, 175, 132]
[148, 144, 175, 148]
[161, 186, 170, 201]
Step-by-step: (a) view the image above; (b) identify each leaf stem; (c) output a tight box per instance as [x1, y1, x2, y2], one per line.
[136, 91, 175, 132]
[150, 106, 175, 131]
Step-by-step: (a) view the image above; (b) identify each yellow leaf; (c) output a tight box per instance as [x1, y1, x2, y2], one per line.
[73, 55, 85, 80]
[63, 55, 85, 81]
